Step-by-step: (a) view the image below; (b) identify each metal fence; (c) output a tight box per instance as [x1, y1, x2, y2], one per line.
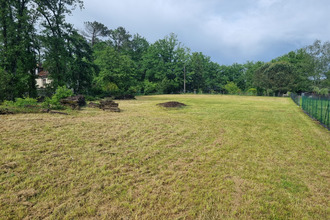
[290, 93, 301, 106]
[291, 93, 330, 129]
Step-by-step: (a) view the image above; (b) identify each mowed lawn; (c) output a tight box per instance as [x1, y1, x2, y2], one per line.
[0, 95, 329, 219]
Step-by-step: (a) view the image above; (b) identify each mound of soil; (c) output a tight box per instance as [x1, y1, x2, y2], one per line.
[157, 101, 187, 108]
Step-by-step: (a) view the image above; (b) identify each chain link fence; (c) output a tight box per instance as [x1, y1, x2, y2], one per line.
[291, 93, 330, 129]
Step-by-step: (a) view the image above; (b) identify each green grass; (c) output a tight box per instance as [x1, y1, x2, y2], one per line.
[0, 95, 329, 219]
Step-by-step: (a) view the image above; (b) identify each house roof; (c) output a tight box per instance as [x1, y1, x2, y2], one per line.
[38, 70, 49, 77]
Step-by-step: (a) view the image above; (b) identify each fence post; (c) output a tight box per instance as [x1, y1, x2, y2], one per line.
[316, 97, 318, 120]
[326, 100, 330, 128]
[321, 97, 323, 123]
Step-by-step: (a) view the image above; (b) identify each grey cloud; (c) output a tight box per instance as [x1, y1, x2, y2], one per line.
[68, 0, 330, 64]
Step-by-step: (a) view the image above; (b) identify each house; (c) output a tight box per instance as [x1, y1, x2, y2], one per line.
[35, 64, 52, 88]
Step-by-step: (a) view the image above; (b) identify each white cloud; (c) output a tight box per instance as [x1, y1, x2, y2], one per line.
[68, 0, 330, 64]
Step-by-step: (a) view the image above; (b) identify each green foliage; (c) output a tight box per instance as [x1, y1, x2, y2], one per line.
[102, 82, 119, 93]
[273, 49, 312, 92]
[247, 88, 257, 96]
[143, 80, 158, 94]
[0, 0, 328, 102]
[82, 21, 109, 46]
[312, 86, 329, 95]
[0, 1, 37, 100]
[84, 95, 99, 101]
[53, 86, 74, 101]
[66, 31, 95, 94]
[94, 46, 136, 95]
[320, 88, 329, 95]
[142, 33, 187, 94]
[108, 26, 132, 52]
[254, 61, 298, 96]
[14, 97, 38, 108]
[2, 97, 38, 108]
[42, 86, 73, 109]
[1, 97, 40, 114]
[305, 40, 330, 88]
[0, 68, 12, 102]
[224, 82, 241, 94]
[2, 100, 15, 107]
[312, 86, 321, 94]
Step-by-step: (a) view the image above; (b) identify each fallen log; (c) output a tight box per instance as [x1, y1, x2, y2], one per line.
[49, 110, 69, 115]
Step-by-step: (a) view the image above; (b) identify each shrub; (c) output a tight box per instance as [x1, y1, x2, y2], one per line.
[14, 97, 38, 107]
[2, 100, 15, 107]
[247, 88, 257, 96]
[224, 82, 241, 95]
[2, 97, 38, 108]
[42, 86, 73, 109]
[52, 86, 74, 102]
[1, 97, 40, 114]
[143, 80, 158, 94]
[320, 88, 329, 96]
[84, 95, 99, 101]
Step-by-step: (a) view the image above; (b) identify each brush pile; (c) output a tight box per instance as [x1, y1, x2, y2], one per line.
[89, 99, 120, 112]
[60, 95, 86, 110]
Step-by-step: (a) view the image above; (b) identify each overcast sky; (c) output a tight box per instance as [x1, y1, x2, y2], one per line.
[67, 0, 330, 65]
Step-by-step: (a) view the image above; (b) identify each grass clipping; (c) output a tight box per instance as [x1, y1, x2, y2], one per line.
[157, 101, 186, 108]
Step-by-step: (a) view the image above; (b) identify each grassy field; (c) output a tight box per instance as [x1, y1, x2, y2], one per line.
[0, 95, 329, 219]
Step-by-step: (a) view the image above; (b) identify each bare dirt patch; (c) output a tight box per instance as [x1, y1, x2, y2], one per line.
[157, 101, 186, 108]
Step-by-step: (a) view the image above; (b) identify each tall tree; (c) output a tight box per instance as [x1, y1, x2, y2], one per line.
[203, 61, 222, 93]
[108, 26, 131, 52]
[187, 52, 208, 92]
[0, 0, 37, 100]
[128, 34, 149, 62]
[305, 40, 330, 88]
[254, 61, 297, 96]
[244, 61, 264, 91]
[273, 49, 312, 92]
[66, 30, 95, 93]
[34, 0, 83, 89]
[142, 33, 187, 93]
[94, 46, 136, 95]
[81, 21, 108, 46]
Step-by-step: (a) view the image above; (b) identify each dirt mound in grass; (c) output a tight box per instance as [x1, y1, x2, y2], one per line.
[157, 101, 186, 108]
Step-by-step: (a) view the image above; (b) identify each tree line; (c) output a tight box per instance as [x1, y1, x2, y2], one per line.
[1, 0, 329, 102]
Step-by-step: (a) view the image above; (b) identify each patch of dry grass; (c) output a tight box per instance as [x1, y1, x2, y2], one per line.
[0, 95, 329, 219]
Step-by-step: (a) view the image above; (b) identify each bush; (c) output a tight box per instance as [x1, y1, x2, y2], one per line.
[2, 97, 38, 108]
[14, 97, 38, 107]
[320, 88, 329, 96]
[42, 86, 73, 109]
[143, 80, 158, 94]
[224, 82, 241, 95]
[2, 100, 15, 107]
[247, 88, 257, 96]
[84, 95, 99, 101]
[52, 86, 74, 102]
[1, 97, 40, 114]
